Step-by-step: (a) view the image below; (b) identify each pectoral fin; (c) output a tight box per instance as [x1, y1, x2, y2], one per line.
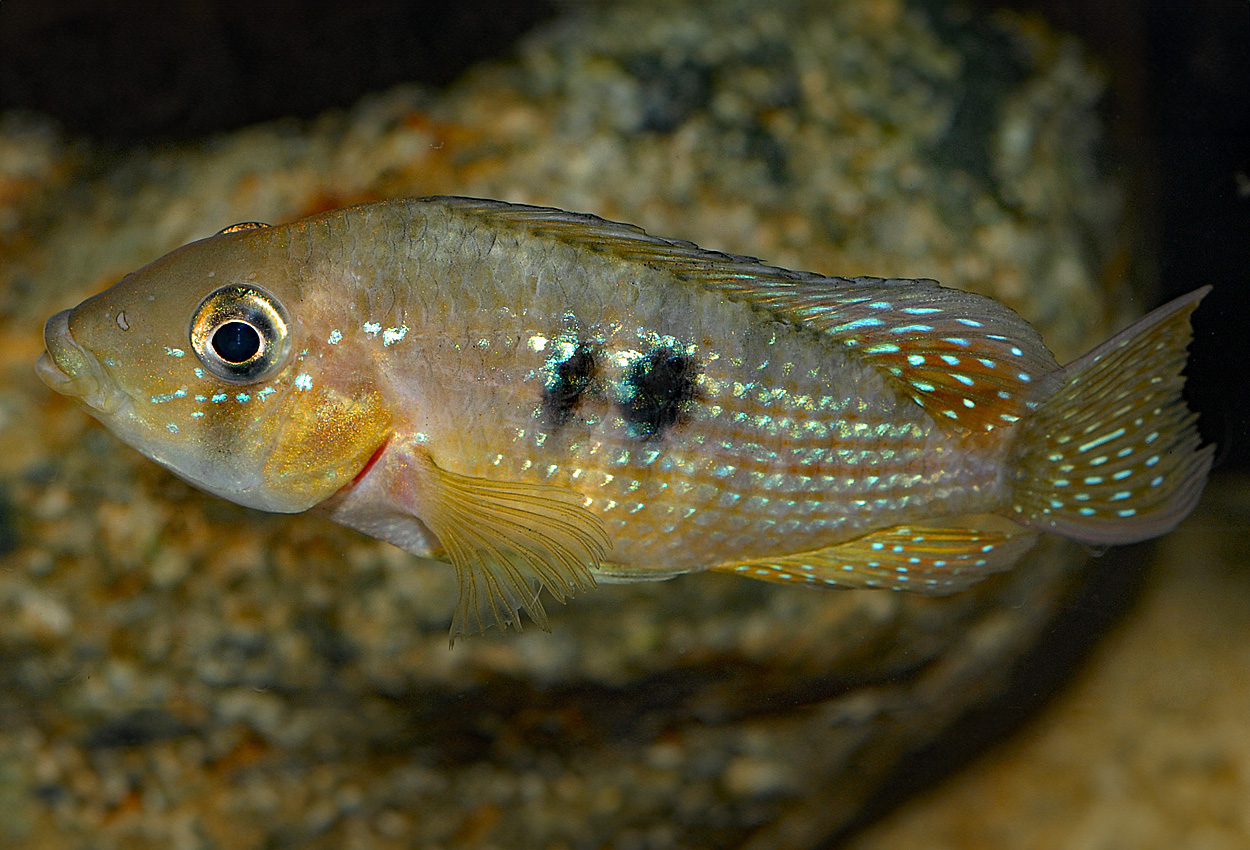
[409, 454, 609, 641]
[715, 520, 1039, 594]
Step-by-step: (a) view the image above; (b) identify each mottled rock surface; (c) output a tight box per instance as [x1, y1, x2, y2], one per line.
[845, 478, 1250, 850]
[0, 2, 1214, 848]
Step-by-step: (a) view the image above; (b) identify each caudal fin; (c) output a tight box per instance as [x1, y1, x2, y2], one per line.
[1008, 288, 1214, 545]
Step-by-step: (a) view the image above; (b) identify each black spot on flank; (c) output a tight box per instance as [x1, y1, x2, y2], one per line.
[544, 343, 597, 426]
[622, 347, 700, 440]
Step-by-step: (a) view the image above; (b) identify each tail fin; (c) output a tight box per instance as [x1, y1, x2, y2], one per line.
[1008, 287, 1214, 545]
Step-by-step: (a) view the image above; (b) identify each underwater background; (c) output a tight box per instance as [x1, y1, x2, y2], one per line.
[1, 2, 1246, 848]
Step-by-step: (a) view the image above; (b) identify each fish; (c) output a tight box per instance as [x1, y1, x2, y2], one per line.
[37, 197, 1214, 640]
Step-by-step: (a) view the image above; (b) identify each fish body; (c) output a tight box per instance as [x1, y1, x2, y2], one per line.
[38, 198, 1213, 637]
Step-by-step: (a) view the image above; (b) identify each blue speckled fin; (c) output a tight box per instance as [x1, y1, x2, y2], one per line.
[433, 196, 1059, 433]
[714, 520, 1039, 594]
[755, 276, 1061, 433]
[1009, 288, 1214, 545]
[409, 453, 608, 643]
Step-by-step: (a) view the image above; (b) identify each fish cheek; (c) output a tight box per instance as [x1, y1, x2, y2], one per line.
[263, 385, 393, 511]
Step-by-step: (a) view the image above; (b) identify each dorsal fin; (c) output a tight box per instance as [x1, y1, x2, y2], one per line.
[428, 197, 1059, 433]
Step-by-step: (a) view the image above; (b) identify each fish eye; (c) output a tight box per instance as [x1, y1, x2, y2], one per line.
[211, 321, 262, 363]
[190, 285, 290, 383]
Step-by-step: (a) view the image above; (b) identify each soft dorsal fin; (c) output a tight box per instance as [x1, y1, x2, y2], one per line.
[428, 197, 1059, 433]
[759, 276, 1061, 432]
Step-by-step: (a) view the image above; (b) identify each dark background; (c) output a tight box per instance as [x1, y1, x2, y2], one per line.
[2, 0, 1247, 470]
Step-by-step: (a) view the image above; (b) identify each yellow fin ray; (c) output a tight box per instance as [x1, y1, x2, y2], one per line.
[715, 522, 1039, 594]
[412, 454, 609, 642]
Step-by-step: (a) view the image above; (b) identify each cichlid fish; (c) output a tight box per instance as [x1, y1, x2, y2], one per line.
[37, 197, 1213, 639]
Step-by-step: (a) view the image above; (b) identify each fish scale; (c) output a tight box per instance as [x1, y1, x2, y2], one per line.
[37, 196, 1213, 638]
[449, 288, 1012, 572]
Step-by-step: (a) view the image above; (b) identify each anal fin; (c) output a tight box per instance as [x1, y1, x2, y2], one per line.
[715, 521, 1039, 595]
[409, 454, 610, 642]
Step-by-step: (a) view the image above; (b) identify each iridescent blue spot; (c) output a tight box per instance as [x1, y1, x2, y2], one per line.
[834, 317, 885, 336]
[1078, 428, 1125, 454]
[150, 389, 187, 404]
[382, 326, 409, 346]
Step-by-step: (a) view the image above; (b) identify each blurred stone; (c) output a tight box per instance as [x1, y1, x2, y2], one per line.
[844, 477, 1250, 850]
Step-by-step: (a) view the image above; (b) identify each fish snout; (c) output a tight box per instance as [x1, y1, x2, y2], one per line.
[37, 308, 124, 415]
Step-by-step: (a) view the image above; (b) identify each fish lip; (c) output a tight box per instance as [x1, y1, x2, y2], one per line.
[37, 309, 125, 415]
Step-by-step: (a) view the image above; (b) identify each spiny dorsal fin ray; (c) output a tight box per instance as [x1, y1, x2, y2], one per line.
[1009, 287, 1214, 545]
[714, 520, 1039, 594]
[410, 452, 608, 643]
[430, 196, 1059, 433]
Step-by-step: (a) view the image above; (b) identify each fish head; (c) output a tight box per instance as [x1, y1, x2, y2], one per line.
[37, 223, 393, 514]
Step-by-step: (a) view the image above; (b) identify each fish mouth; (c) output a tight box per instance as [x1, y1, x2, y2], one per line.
[37, 309, 125, 415]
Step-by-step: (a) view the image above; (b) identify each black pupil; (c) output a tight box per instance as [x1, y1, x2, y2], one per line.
[211, 321, 261, 364]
